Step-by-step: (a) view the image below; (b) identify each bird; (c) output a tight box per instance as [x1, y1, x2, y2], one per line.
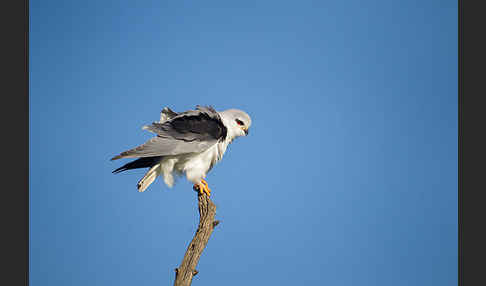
[111, 105, 251, 196]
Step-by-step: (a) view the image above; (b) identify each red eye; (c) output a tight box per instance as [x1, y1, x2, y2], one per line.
[235, 119, 244, 126]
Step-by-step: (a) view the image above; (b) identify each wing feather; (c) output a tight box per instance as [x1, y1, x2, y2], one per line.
[111, 106, 227, 161]
[110, 136, 215, 160]
[143, 105, 227, 141]
[159, 107, 178, 123]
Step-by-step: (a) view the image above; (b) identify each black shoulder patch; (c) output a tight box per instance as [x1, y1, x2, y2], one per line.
[169, 112, 227, 141]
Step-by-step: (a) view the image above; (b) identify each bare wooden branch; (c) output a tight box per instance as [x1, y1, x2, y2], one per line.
[173, 191, 218, 286]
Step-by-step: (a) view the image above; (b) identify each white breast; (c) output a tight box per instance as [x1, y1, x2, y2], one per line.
[172, 139, 230, 184]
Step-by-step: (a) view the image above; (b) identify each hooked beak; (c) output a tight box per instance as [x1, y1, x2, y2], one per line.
[241, 127, 249, 136]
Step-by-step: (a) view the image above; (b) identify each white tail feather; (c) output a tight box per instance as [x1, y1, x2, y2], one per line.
[137, 164, 160, 192]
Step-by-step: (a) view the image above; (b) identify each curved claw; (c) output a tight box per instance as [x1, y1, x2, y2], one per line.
[193, 179, 211, 197]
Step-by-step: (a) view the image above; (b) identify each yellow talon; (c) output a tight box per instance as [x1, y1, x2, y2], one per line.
[193, 179, 211, 197]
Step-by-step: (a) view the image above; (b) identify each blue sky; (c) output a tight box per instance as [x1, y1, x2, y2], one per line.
[30, 1, 457, 285]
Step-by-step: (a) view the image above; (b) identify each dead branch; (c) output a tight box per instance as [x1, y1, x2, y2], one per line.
[173, 191, 218, 286]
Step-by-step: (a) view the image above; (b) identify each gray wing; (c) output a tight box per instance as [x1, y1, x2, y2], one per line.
[111, 106, 227, 160]
[110, 136, 217, 160]
[159, 107, 178, 123]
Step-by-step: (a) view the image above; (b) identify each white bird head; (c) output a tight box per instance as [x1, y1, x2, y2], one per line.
[219, 109, 252, 139]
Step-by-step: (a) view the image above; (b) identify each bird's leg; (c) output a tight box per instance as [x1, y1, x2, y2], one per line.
[200, 179, 211, 196]
[193, 179, 211, 197]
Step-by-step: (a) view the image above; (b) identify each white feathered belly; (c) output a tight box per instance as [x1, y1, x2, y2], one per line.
[161, 142, 228, 187]
[136, 141, 230, 192]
